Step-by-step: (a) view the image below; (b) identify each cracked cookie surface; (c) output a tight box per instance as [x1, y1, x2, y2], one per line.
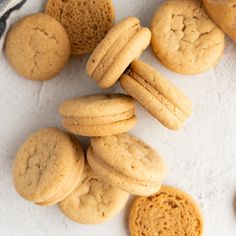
[129, 186, 203, 236]
[58, 163, 129, 224]
[36, 137, 85, 206]
[151, 0, 224, 74]
[13, 128, 83, 203]
[5, 13, 70, 81]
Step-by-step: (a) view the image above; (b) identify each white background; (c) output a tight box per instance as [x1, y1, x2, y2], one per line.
[0, 0, 236, 235]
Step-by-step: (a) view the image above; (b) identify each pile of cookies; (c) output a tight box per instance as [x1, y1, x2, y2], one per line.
[5, 0, 234, 234]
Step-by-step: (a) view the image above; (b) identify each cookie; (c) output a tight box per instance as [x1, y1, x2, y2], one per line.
[151, 0, 225, 74]
[203, 0, 236, 42]
[58, 163, 129, 224]
[120, 60, 192, 130]
[37, 137, 84, 206]
[129, 185, 203, 236]
[86, 17, 151, 88]
[59, 94, 137, 137]
[5, 13, 70, 81]
[87, 134, 166, 196]
[13, 128, 84, 205]
[45, 0, 115, 55]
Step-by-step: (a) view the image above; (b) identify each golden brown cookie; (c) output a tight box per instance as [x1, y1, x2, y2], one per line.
[58, 163, 129, 224]
[120, 60, 192, 130]
[5, 13, 70, 81]
[37, 137, 84, 206]
[86, 17, 151, 88]
[45, 0, 115, 55]
[203, 0, 236, 42]
[87, 133, 166, 196]
[151, 0, 225, 74]
[12, 128, 84, 206]
[59, 94, 137, 137]
[129, 186, 204, 236]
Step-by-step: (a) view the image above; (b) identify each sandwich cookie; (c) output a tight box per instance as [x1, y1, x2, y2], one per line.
[120, 60, 192, 130]
[151, 0, 224, 74]
[129, 185, 204, 236]
[37, 137, 85, 206]
[13, 128, 84, 206]
[87, 133, 166, 196]
[59, 94, 137, 137]
[58, 163, 129, 224]
[86, 17, 151, 88]
[45, 0, 115, 55]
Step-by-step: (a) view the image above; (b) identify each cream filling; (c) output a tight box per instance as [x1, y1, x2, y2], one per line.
[92, 24, 140, 82]
[91, 148, 161, 187]
[129, 71, 188, 123]
[63, 109, 135, 126]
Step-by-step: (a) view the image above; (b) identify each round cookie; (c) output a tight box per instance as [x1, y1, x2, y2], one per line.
[86, 17, 151, 88]
[87, 133, 166, 196]
[58, 163, 129, 224]
[129, 186, 204, 236]
[120, 60, 192, 130]
[151, 0, 225, 74]
[5, 13, 71, 81]
[37, 137, 84, 206]
[13, 128, 84, 205]
[203, 0, 236, 42]
[59, 94, 137, 137]
[45, 0, 115, 55]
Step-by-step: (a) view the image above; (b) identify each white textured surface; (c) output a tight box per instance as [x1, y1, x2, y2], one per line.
[0, 0, 236, 235]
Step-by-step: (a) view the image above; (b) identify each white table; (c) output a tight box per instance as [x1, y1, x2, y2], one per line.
[0, 0, 236, 235]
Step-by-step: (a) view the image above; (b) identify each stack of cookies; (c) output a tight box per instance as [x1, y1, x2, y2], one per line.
[85, 16, 193, 130]
[12, 93, 167, 224]
[13, 128, 85, 207]
[7, 0, 232, 234]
